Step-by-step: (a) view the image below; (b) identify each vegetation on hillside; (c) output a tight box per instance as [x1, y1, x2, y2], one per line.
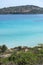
[0, 44, 43, 65]
[0, 5, 43, 14]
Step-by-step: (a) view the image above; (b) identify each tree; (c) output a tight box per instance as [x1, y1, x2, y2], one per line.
[1, 45, 7, 53]
[17, 46, 22, 51]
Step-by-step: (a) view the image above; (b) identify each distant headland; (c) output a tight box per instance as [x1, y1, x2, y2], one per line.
[0, 5, 43, 14]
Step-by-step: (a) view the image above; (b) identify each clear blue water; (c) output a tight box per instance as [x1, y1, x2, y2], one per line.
[0, 14, 43, 48]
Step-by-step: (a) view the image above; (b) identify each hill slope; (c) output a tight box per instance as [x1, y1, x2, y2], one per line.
[0, 5, 43, 14]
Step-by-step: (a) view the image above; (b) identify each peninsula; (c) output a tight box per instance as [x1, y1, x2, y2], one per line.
[0, 5, 43, 14]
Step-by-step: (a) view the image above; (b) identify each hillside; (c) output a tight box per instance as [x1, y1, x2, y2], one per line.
[0, 5, 43, 14]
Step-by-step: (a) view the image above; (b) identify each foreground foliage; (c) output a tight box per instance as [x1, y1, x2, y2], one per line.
[0, 44, 43, 65]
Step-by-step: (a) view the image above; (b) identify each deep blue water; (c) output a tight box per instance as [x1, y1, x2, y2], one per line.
[0, 14, 43, 48]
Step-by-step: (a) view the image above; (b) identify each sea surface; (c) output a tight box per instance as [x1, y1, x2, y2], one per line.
[0, 14, 43, 48]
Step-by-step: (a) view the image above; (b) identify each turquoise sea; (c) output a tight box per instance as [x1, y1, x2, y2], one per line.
[0, 14, 43, 48]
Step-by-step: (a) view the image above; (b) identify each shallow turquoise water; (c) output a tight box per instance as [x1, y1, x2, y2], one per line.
[0, 14, 43, 48]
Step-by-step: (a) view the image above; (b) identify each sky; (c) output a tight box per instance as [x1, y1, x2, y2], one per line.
[0, 0, 43, 8]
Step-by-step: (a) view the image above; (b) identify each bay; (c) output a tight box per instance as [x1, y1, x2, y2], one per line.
[0, 14, 43, 48]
